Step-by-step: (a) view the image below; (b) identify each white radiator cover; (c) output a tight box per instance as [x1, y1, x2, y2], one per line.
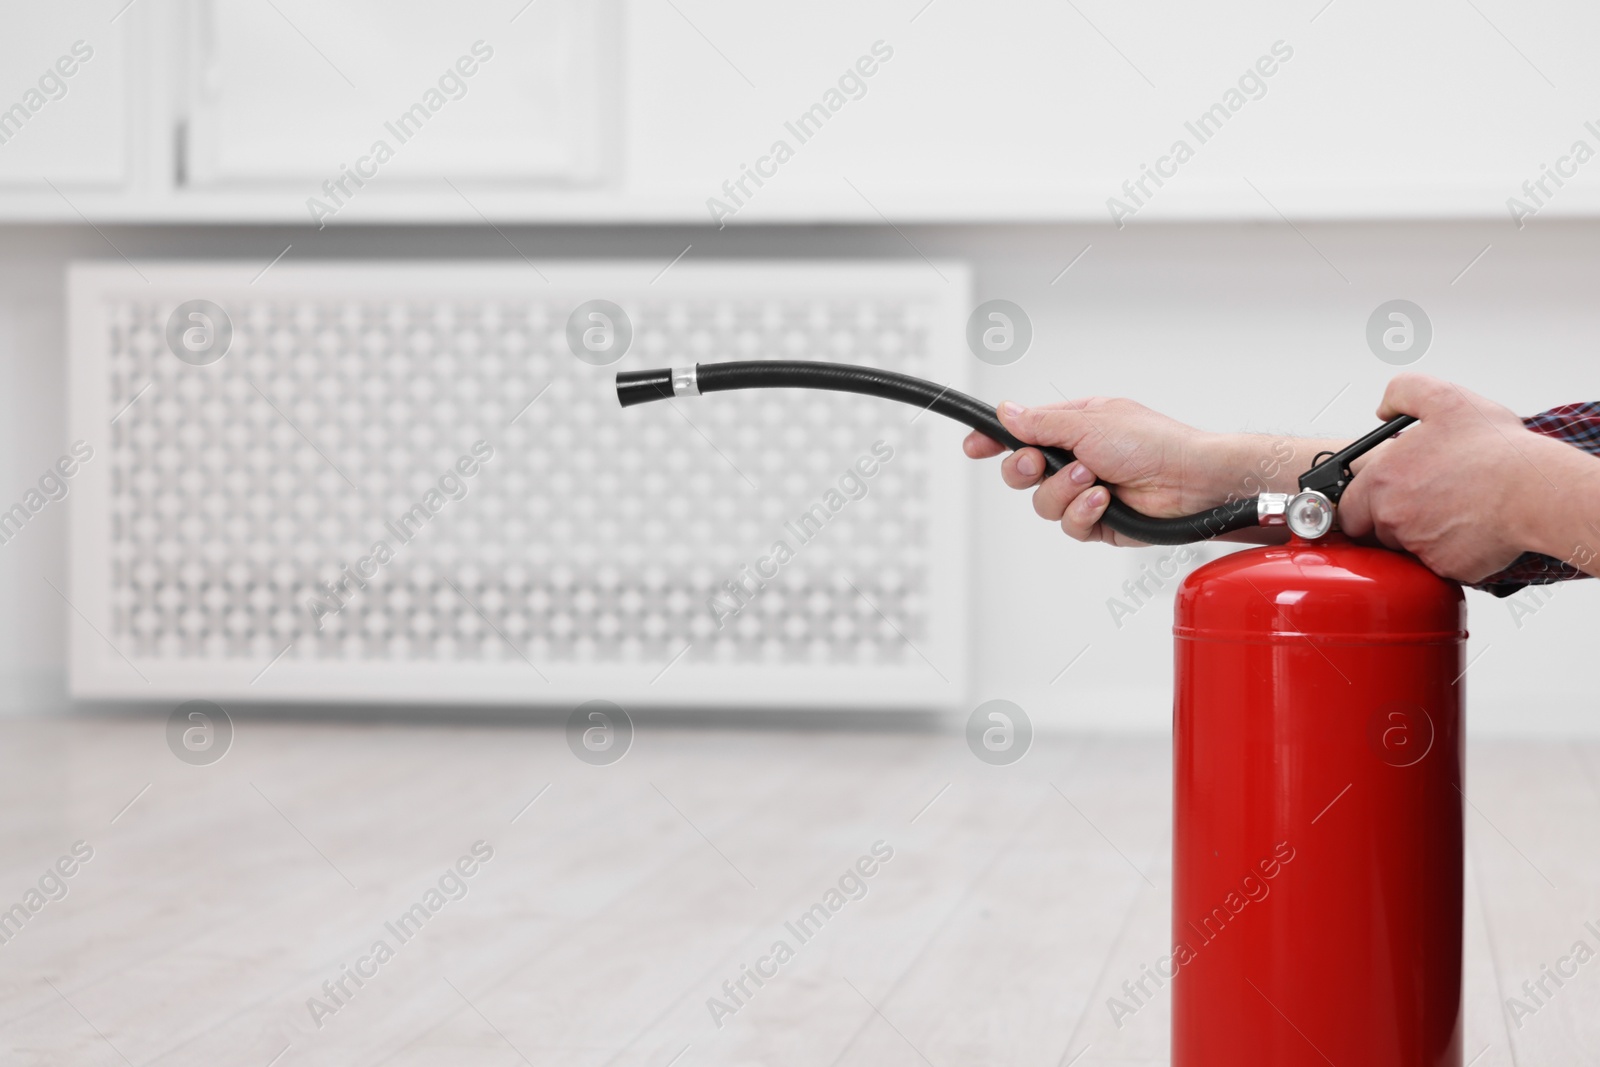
[68, 261, 972, 708]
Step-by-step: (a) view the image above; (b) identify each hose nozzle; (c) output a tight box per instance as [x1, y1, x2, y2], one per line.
[617, 366, 701, 407]
[616, 368, 677, 407]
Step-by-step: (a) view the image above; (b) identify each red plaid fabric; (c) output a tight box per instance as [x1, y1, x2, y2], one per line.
[1473, 401, 1600, 597]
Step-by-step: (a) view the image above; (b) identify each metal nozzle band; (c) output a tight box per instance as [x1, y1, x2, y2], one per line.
[1257, 493, 1290, 526]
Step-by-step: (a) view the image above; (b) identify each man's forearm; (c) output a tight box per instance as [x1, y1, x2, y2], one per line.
[1512, 433, 1600, 579]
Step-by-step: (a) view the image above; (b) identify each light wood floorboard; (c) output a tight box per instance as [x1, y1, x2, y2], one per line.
[0, 717, 1595, 1065]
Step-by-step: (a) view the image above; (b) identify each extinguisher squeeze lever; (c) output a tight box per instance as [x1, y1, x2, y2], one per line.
[616, 361, 1414, 546]
[1260, 413, 1417, 539]
[1297, 414, 1417, 502]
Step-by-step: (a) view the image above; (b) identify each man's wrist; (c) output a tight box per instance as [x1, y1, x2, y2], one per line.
[1199, 434, 1271, 501]
[1206, 433, 1346, 499]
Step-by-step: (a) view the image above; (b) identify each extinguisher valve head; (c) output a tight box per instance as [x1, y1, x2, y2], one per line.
[1286, 490, 1336, 539]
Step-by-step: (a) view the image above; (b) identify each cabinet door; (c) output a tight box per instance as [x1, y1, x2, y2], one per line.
[0, 6, 129, 187]
[183, 0, 612, 188]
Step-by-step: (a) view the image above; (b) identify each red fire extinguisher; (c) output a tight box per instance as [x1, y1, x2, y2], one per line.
[616, 360, 1465, 1066]
[1172, 532, 1465, 1066]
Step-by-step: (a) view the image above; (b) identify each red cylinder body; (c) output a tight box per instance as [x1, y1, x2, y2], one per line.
[1172, 534, 1466, 1067]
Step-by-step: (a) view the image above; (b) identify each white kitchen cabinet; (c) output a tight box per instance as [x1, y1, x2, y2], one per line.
[181, 0, 611, 192]
[0, 0, 1596, 223]
[0, 5, 131, 188]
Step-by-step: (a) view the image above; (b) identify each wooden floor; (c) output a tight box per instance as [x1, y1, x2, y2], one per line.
[0, 714, 1596, 1066]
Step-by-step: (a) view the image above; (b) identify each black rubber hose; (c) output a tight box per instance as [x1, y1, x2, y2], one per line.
[616, 360, 1261, 545]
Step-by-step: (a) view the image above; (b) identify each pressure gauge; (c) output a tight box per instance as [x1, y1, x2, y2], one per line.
[1287, 490, 1336, 539]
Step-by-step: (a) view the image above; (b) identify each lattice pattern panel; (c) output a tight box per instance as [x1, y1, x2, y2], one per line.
[69, 262, 971, 707]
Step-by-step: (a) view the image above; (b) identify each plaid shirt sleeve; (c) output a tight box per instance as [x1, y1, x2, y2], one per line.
[1472, 401, 1600, 597]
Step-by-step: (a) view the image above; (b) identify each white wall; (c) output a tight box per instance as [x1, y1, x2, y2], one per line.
[1, 219, 1597, 733]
